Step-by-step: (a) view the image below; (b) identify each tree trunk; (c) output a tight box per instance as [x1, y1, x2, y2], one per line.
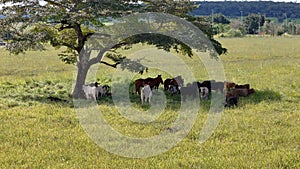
[72, 62, 90, 99]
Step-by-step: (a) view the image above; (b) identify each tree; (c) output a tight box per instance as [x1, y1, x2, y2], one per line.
[287, 22, 296, 35]
[230, 19, 246, 35]
[0, 0, 227, 99]
[208, 13, 230, 24]
[296, 25, 300, 35]
[244, 14, 265, 34]
[263, 19, 277, 36]
[191, 1, 300, 19]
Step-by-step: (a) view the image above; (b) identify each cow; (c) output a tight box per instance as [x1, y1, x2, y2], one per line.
[248, 88, 255, 95]
[180, 83, 198, 101]
[169, 85, 179, 95]
[235, 84, 250, 90]
[225, 95, 239, 107]
[225, 89, 239, 107]
[234, 88, 256, 97]
[235, 88, 249, 97]
[224, 81, 236, 90]
[82, 85, 98, 101]
[97, 84, 110, 97]
[199, 87, 209, 100]
[197, 80, 213, 93]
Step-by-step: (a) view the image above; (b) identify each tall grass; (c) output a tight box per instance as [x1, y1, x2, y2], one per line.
[0, 37, 299, 168]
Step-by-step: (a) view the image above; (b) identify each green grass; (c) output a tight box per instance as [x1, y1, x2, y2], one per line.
[0, 37, 300, 168]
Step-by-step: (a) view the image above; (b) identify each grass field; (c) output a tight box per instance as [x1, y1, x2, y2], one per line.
[0, 37, 299, 168]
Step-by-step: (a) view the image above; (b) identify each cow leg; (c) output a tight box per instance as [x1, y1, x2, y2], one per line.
[141, 94, 144, 104]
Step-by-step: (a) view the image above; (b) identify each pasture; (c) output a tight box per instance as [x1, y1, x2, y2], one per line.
[0, 37, 299, 168]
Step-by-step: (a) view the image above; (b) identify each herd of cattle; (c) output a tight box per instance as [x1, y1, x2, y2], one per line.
[82, 75, 255, 107]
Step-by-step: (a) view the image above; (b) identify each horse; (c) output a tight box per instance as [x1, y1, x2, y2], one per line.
[134, 75, 163, 95]
[144, 75, 163, 90]
[134, 78, 145, 95]
[164, 75, 184, 92]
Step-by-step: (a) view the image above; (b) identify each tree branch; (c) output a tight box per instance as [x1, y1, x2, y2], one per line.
[111, 42, 130, 49]
[61, 42, 77, 51]
[82, 32, 95, 43]
[58, 23, 74, 31]
[87, 40, 129, 67]
[88, 46, 110, 65]
[100, 61, 120, 68]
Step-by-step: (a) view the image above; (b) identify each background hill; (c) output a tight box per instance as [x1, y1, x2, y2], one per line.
[191, 1, 300, 22]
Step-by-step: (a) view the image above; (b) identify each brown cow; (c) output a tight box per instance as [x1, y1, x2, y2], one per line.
[234, 88, 255, 97]
[235, 88, 249, 97]
[235, 84, 250, 90]
[224, 81, 236, 90]
[225, 89, 238, 107]
[248, 88, 255, 95]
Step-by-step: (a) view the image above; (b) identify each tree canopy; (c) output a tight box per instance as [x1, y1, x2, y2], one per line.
[244, 14, 265, 34]
[0, 0, 227, 98]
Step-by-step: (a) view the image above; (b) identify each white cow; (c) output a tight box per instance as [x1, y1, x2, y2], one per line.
[141, 84, 152, 104]
[199, 87, 209, 100]
[82, 85, 98, 101]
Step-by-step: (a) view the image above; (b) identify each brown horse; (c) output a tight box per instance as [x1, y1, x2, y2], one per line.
[145, 75, 163, 90]
[164, 75, 184, 91]
[135, 79, 145, 95]
[134, 75, 163, 94]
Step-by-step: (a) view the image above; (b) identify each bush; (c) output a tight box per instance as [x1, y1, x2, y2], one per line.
[222, 29, 244, 37]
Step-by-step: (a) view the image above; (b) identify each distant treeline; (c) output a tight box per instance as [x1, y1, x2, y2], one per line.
[191, 1, 300, 22]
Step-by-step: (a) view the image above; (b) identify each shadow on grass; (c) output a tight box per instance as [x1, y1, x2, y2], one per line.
[19, 95, 72, 107]
[100, 92, 215, 113]
[238, 89, 282, 107]
[96, 91, 183, 112]
[0, 80, 75, 108]
[252, 89, 281, 101]
[1, 78, 282, 111]
[41, 88, 281, 110]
